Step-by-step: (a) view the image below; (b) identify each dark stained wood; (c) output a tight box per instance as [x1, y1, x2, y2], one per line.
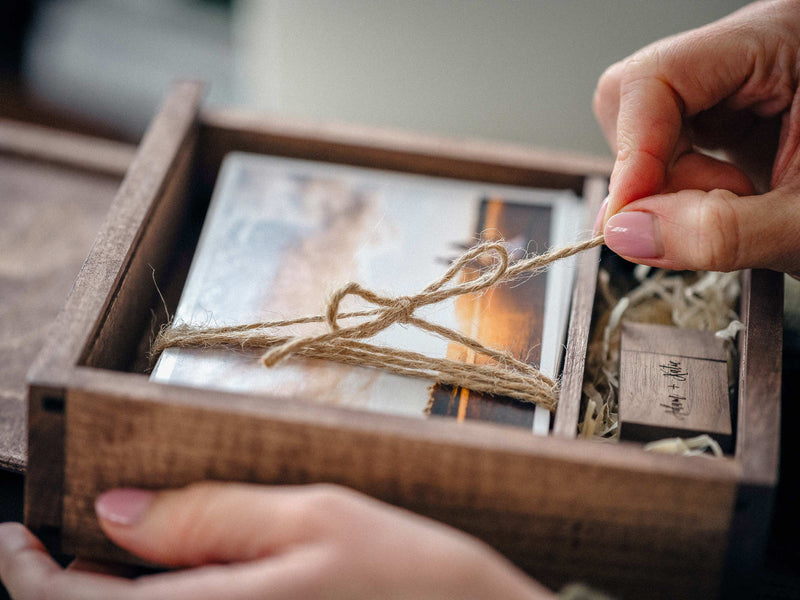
[26, 81, 204, 387]
[736, 269, 783, 485]
[62, 374, 739, 599]
[618, 323, 731, 448]
[24, 385, 66, 549]
[81, 141, 196, 371]
[25, 81, 204, 544]
[553, 175, 604, 437]
[197, 108, 613, 196]
[0, 120, 135, 177]
[722, 269, 784, 590]
[0, 147, 129, 474]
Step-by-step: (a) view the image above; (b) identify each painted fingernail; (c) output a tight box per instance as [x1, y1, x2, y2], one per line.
[593, 196, 610, 235]
[95, 489, 155, 526]
[604, 212, 664, 258]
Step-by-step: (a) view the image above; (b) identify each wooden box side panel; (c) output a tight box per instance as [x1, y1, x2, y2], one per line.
[26, 82, 204, 385]
[723, 268, 783, 589]
[553, 175, 605, 437]
[81, 138, 196, 371]
[197, 109, 613, 197]
[736, 269, 783, 485]
[62, 387, 737, 599]
[24, 386, 66, 544]
[25, 82, 204, 545]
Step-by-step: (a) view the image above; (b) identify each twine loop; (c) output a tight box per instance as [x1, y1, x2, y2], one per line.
[261, 242, 510, 367]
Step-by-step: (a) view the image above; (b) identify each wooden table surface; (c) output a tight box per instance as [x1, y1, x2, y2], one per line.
[0, 121, 134, 473]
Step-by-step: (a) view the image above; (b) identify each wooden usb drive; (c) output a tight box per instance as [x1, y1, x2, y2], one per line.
[618, 321, 732, 451]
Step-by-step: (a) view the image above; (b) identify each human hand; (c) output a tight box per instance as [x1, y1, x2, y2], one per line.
[593, 0, 800, 277]
[0, 482, 554, 600]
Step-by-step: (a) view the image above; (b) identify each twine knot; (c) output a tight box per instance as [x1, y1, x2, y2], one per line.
[393, 296, 416, 324]
[151, 235, 605, 412]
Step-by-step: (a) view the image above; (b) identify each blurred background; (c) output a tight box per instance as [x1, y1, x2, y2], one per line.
[2, 0, 751, 156]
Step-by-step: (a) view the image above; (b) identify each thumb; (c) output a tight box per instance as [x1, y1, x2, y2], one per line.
[94, 482, 319, 567]
[602, 188, 800, 275]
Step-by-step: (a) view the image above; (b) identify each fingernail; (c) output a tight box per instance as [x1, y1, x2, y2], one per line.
[604, 212, 664, 258]
[95, 489, 155, 526]
[593, 196, 610, 235]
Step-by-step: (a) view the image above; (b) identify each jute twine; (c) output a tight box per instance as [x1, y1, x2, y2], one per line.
[151, 235, 605, 412]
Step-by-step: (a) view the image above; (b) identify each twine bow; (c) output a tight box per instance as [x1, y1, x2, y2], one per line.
[151, 235, 604, 411]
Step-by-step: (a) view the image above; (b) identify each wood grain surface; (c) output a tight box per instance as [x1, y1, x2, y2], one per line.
[723, 269, 784, 588]
[197, 107, 612, 196]
[0, 147, 129, 473]
[553, 175, 605, 437]
[62, 378, 739, 599]
[736, 269, 783, 486]
[26, 81, 204, 386]
[25, 81, 204, 539]
[0, 119, 135, 178]
[618, 322, 731, 448]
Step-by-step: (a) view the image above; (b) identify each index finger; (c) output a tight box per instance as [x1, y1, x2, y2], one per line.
[609, 67, 684, 212]
[606, 11, 762, 219]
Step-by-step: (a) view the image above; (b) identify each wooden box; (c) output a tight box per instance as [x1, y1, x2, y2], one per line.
[25, 82, 782, 599]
